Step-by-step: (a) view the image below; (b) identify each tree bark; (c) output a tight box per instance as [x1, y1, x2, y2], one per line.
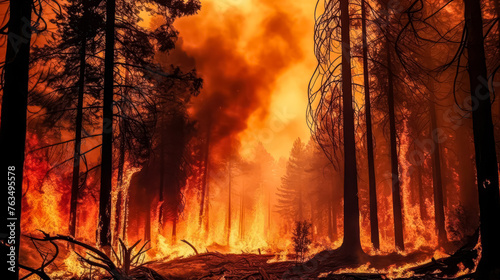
[98, 0, 116, 249]
[199, 129, 211, 234]
[172, 217, 177, 244]
[417, 166, 428, 221]
[144, 202, 151, 241]
[227, 160, 232, 245]
[464, 0, 500, 277]
[361, 0, 379, 250]
[239, 183, 244, 240]
[339, 0, 363, 256]
[429, 93, 448, 246]
[69, 33, 87, 238]
[158, 123, 165, 236]
[456, 123, 478, 230]
[0, 0, 32, 277]
[115, 58, 129, 245]
[386, 38, 405, 251]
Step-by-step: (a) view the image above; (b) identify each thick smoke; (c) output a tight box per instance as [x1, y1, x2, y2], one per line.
[174, 0, 309, 152]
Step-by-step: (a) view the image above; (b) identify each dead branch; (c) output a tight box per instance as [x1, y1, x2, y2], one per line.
[18, 264, 51, 280]
[27, 230, 131, 280]
[19, 236, 59, 280]
[180, 239, 199, 255]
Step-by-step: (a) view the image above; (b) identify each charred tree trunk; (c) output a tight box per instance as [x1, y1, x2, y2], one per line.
[98, 0, 116, 249]
[69, 34, 87, 238]
[112, 126, 126, 245]
[239, 183, 245, 240]
[329, 178, 338, 241]
[122, 193, 128, 241]
[456, 123, 479, 230]
[227, 160, 232, 245]
[332, 201, 338, 241]
[429, 94, 448, 246]
[339, 0, 363, 256]
[172, 217, 177, 243]
[115, 58, 129, 244]
[298, 181, 303, 221]
[158, 126, 165, 236]
[328, 200, 333, 240]
[112, 192, 122, 245]
[417, 166, 428, 221]
[361, 0, 379, 251]
[199, 130, 211, 234]
[386, 41, 405, 251]
[267, 187, 271, 236]
[0, 0, 32, 277]
[144, 202, 151, 241]
[464, 0, 500, 277]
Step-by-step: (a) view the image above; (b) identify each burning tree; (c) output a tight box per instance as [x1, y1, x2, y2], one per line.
[308, 0, 364, 257]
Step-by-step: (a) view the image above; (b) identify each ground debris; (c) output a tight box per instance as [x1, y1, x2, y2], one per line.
[145, 240, 478, 280]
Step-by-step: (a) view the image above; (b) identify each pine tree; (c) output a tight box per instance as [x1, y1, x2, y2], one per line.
[277, 138, 307, 222]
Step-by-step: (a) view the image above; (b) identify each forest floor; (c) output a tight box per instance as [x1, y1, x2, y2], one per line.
[20, 233, 478, 280]
[142, 237, 478, 280]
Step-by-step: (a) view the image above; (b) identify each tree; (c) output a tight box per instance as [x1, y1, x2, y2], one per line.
[276, 138, 307, 222]
[0, 0, 33, 277]
[361, 0, 379, 250]
[98, 0, 201, 248]
[382, 0, 405, 251]
[98, 0, 117, 249]
[30, 0, 105, 239]
[338, 0, 363, 255]
[292, 221, 312, 263]
[463, 0, 500, 277]
[397, 0, 500, 274]
[308, 0, 363, 256]
[428, 80, 448, 246]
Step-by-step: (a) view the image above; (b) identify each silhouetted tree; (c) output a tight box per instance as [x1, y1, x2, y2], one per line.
[0, 0, 33, 277]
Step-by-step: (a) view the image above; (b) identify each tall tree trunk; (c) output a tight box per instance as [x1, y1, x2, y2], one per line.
[456, 123, 479, 230]
[298, 181, 303, 221]
[361, 0, 379, 251]
[267, 187, 271, 236]
[199, 130, 211, 234]
[144, 202, 151, 241]
[464, 0, 500, 277]
[171, 217, 177, 243]
[417, 166, 428, 221]
[386, 40, 405, 251]
[328, 200, 333, 240]
[115, 57, 129, 245]
[69, 36, 87, 238]
[429, 93, 448, 245]
[113, 192, 122, 245]
[112, 123, 126, 245]
[0, 0, 32, 277]
[158, 125, 165, 236]
[239, 183, 245, 240]
[332, 201, 338, 241]
[98, 0, 116, 249]
[227, 160, 232, 245]
[339, 0, 363, 256]
[330, 177, 338, 241]
[122, 194, 128, 241]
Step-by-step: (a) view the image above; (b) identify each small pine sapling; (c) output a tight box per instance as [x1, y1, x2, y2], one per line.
[292, 220, 312, 263]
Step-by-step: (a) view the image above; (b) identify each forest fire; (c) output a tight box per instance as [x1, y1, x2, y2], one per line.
[0, 0, 499, 279]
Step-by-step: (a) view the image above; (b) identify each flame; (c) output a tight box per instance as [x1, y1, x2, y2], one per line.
[16, 0, 481, 279]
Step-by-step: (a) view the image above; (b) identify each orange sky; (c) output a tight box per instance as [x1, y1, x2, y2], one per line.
[174, 0, 316, 159]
